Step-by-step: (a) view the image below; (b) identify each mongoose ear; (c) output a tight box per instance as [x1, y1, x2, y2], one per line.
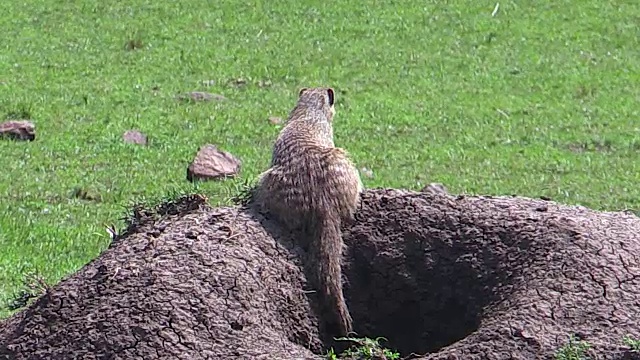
[326, 88, 335, 106]
[298, 88, 308, 97]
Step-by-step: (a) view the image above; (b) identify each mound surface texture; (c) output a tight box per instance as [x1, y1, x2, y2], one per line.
[1, 189, 639, 359]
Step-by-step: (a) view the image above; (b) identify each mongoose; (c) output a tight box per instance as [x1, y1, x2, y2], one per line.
[253, 87, 362, 336]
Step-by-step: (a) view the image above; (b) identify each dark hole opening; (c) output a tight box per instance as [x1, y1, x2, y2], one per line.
[344, 231, 507, 356]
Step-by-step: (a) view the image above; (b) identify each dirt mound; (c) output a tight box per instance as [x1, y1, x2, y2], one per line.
[1, 189, 640, 359]
[346, 190, 640, 359]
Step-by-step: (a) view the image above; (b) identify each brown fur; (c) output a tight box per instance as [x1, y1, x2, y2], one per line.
[253, 87, 362, 336]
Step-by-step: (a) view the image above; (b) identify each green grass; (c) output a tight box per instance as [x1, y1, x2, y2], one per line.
[327, 336, 400, 359]
[554, 335, 592, 360]
[1, 0, 639, 318]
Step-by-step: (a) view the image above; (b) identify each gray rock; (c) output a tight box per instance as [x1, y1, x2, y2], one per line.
[187, 144, 241, 182]
[0, 120, 35, 141]
[421, 182, 448, 195]
[122, 130, 147, 145]
[176, 92, 227, 102]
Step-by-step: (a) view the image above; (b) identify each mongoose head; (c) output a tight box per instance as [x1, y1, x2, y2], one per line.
[296, 87, 336, 122]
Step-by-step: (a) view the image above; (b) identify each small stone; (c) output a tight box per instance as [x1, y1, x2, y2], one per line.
[421, 183, 448, 195]
[0, 120, 35, 141]
[268, 116, 283, 125]
[122, 130, 147, 145]
[360, 167, 374, 178]
[187, 144, 241, 182]
[176, 92, 227, 102]
[228, 78, 248, 87]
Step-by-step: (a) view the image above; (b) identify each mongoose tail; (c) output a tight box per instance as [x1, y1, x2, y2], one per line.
[310, 211, 353, 336]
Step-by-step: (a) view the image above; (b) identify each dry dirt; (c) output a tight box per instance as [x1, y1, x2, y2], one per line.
[1, 189, 640, 359]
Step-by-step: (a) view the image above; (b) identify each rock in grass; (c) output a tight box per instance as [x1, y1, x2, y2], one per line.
[176, 92, 227, 103]
[186, 144, 241, 182]
[268, 116, 283, 125]
[360, 167, 374, 179]
[0, 120, 35, 141]
[420, 182, 448, 195]
[122, 130, 148, 145]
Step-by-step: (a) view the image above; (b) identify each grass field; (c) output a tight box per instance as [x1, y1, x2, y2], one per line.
[0, 0, 639, 319]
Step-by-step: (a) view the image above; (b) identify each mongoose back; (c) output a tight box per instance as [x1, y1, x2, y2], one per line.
[253, 87, 362, 336]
